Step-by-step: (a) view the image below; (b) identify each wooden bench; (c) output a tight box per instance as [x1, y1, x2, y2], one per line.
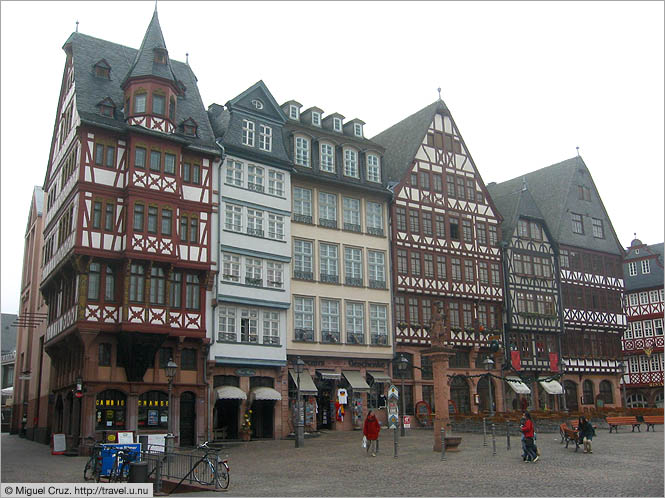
[606, 416, 641, 433]
[559, 423, 581, 451]
[643, 415, 664, 432]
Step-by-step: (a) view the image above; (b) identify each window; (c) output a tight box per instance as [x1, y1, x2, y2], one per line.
[129, 263, 145, 302]
[133, 204, 145, 232]
[218, 306, 236, 341]
[294, 240, 313, 279]
[366, 202, 383, 235]
[99, 343, 111, 366]
[247, 165, 264, 192]
[227, 160, 243, 186]
[189, 217, 198, 244]
[628, 293, 638, 306]
[134, 93, 146, 113]
[464, 260, 474, 282]
[164, 153, 175, 175]
[397, 250, 408, 274]
[150, 267, 166, 305]
[344, 247, 363, 286]
[410, 252, 421, 276]
[222, 253, 240, 282]
[333, 117, 342, 132]
[518, 219, 529, 238]
[343, 197, 361, 232]
[488, 225, 498, 246]
[368, 251, 385, 287]
[133, 147, 146, 170]
[422, 212, 433, 236]
[225, 204, 242, 232]
[346, 302, 365, 344]
[409, 209, 420, 234]
[95, 390, 126, 430]
[268, 213, 284, 240]
[478, 262, 489, 284]
[448, 302, 460, 328]
[105, 146, 115, 168]
[435, 215, 446, 239]
[436, 255, 447, 279]
[592, 218, 604, 239]
[263, 311, 280, 345]
[138, 391, 168, 429]
[289, 105, 299, 120]
[268, 170, 284, 196]
[424, 254, 434, 278]
[242, 119, 255, 146]
[320, 143, 335, 172]
[169, 99, 176, 121]
[247, 209, 264, 237]
[259, 124, 272, 151]
[449, 218, 459, 240]
[88, 262, 101, 300]
[312, 112, 321, 126]
[152, 94, 165, 115]
[369, 304, 388, 345]
[462, 220, 472, 243]
[354, 123, 363, 137]
[456, 177, 466, 200]
[396, 207, 407, 232]
[147, 206, 158, 234]
[181, 348, 197, 370]
[433, 174, 443, 192]
[578, 185, 591, 201]
[159, 208, 172, 236]
[655, 319, 663, 336]
[367, 154, 380, 182]
[571, 213, 584, 234]
[451, 258, 462, 281]
[446, 175, 456, 197]
[628, 261, 637, 276]
[420, 171, 430, 190]
[295, 137, 310, 166]
[344, 149, 358, 177]
[320, 243, 339, 283]
[293, 187, 312, 222]
[170, 272, 182, 307]
[92, 201, 102, 229]
[395, 296, 406, 323]
[319, 192, 337, 226]
[185, 274, 200, 309]
[466, 179, 475, 201]
[321, 299, 340, 343]
[644, 320, 653, 336]
[641, 260, 650, 274]
[245, 257, 262, 286]
[104, 266, 115, 301]
[265, 262, 283, 289]
[148, 150, 161, 172]
[294, 297, 314, 342]
[531, 222, 542, 240]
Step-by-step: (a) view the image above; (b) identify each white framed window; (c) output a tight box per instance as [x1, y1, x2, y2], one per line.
[268, 170, 284, 196]
[240, 308, 259, 343]
[266, 262, 283, 289]
[294, 297, 314, 340]
[346, 302, 365, 344]
[629, 293, 638, 306]
[321, 299, 340, 342]
[644, 320, 653, 336]
[624, 322, 633, 339]
[333, 117, 342, 132]
[368, 250, 385, 285]
[370, 304, 388, 345]
[366, 154, 380, 182]
[628, 262, 637, 276]
[655, 318, 663, 335]
[366, 202, 383, 234]
[650, 290, 659, 303]
[294, 240, 313, 275]
[319, 192, 337, 224]
[320, 143, 335, 172]
[268, 213, 285, 240]
[660, 289, 664, 302]
[247, 209, 264, 237]
[226, 160, 243, 186]
[293, 187, 312, 217]
[571, 213, 583, 234]
[629, 356, 638, 374]
[343, 197, 361, 230]
[248, 165, 264, 192]
[320, 243, 339, 280]
[639, 292, 648, 305]
[222, 253, 240, 282]
[225, 204, 243, 232]
[259, 124, 272, 152]
[295, 137, 310, 167]
[344, 246, 363, 285]
[649, 352, 660, 372]
[344, 149, 358, 177]
[312, 112, 321, 127]
[640, 354, 650, 372]
[218, 306, 236, 342]
[641, 260, 650, 274]
[242, 119, 255, 146]
[263, 311, 280, 345]
[633, 321, 643, 337]
[592, 218, 604, 239]
[354, 123, 363, 137]
[245, 257, 262, 286]
[289, 105, 299, 120]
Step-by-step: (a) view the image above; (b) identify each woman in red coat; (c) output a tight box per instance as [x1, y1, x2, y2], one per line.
[363, 410, 381, 457]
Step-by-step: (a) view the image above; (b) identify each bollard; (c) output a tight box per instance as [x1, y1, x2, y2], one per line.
[440, 427, 446, 461]
[154, 455, 162, 494]
[393, 427, 398, 458]
[506, 421, 511, 451]
[492, 423, 496, 456]
[483, 417, 487, 446]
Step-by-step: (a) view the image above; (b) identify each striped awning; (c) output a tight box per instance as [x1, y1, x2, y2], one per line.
[215, 386, 247, 400]
[367, 371, 392, 383]
[342, 370, 370, 392]
[317, 370, 342, 380]
[289, 369, 318, 395]
[539, 379, 563, 395]
[251, 387, 282, 401]
[505, 376, 531, 394]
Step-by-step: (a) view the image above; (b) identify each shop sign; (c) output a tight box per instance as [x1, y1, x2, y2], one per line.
[348, 359, 386, 368]
[235, 368, 256, 377]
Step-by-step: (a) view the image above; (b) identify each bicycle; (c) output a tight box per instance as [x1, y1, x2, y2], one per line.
[191, 441, 229, 489]
[108, 447, 139, 482]
[83, 438, 104, 482]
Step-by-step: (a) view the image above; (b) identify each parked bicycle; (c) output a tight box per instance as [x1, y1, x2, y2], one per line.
[108, 447, 139, 482]
[83, 438, 104, 482]
[191, 441, 229, 489]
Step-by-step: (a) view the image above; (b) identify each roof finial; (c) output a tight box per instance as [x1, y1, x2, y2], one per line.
[75, 20, 79, 33]
[155, 0, 158, 12]
[576, 146, 580, 157]
[437, 87, 442, 101]
[186, 52, 189, 64]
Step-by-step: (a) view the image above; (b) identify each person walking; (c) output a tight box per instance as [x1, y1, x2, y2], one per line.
[521, 411, 538, 462]
[579, 416, 595, 454]
[363, 410, 381, 457]
[519, 416, 528, 461]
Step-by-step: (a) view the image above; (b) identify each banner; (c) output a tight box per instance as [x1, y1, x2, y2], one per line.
[549, 352, 559, 372]
[511, 350, 521, 371]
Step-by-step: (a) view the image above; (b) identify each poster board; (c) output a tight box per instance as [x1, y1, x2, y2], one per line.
[146, 433, 167, 453]
[117, 431, 134, 444]
[99, 443, 141, 477]
[52, 433, 66, 455]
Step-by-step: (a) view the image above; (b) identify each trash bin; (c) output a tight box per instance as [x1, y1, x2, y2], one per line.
[128, 461, 148, 483]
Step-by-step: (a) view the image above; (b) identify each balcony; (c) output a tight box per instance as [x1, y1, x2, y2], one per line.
[248, 182, 264, 193]
[240, 335, 259, 344]
[320, 273, 339, 284]
[293, 214, 313, 224]
[319, 218, 337, 229]
[245, 276, 262, 287]
[294, 270, 313, 281]
[369, 279, 386, 289]
[346, 333, 365, 345]
[322, 330, 340, 343]
[295, 328, 314, 342]
[343, 223, 361, 233]
[345, 277, 363, 287]
[371, 334, 388, 345]
[217, 332, 237, 342]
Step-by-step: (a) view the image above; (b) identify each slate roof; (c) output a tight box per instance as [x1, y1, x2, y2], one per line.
[371, 100, 445, 183]
[624, 242, 664, 291]
[487, 157, 623, 255]
[488, 183, 548, 244]
[62, 23, 218, 155]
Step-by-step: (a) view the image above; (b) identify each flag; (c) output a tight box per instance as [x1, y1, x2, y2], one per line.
[511, 350, 521, 371]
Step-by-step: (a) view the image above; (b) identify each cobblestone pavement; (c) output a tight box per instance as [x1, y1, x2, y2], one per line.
[2, 429, 663, 496]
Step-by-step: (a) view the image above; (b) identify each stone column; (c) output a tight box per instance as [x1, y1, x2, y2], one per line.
[429, 348, 454, 452]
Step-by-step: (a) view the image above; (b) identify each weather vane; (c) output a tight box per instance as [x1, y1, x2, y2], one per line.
[437, 87, 441, 100]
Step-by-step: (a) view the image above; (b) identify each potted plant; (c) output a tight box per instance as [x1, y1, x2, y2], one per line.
[240, 409, 252, 441]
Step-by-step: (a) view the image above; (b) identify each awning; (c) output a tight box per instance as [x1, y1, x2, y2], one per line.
[539, 379, 564, 395]
[505, 376, 531, 394]
[342, 370, 370, 392]
[367, 371, 392, 383]
[0, 387, 13, 396]
[317, 370, 342, 380]
[215, 386, 247, 400]
[289, 369, 318, 395]
[251, 387, 282, 401]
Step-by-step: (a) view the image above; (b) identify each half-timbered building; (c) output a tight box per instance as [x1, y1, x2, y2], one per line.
[622, 238, 664, 407]
[207, 82, 293, 440]
[283, 101, 394, 434]
[489, 157, 625, 411]
[487, 182, 564, 411]
[373, 99, 505, 416]
[40, 11, 220, 448]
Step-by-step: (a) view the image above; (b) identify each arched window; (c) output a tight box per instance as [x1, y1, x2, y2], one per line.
[96, 390, 126, 430]
[626, 393, 647, 408]
[138, 391, 168, 429]
[598, 380, 613, 404]
[564, 380, 579, 411]
[450, 375, 470, 414]
[582, 380, 594, 404]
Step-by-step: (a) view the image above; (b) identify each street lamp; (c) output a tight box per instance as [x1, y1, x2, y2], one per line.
[165, 358, 177, 435]
[294, 356, 305, 448]
[396, 354, 409, 437]
[618, 361, 628, 410]
[560, 361, 568, 412]
[483, 356, 495, 417]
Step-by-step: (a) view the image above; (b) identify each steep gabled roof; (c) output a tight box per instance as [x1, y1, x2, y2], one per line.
[371, 100, 444, 183]
[624, 241, 664, 291]
[488, 183, 548, 244]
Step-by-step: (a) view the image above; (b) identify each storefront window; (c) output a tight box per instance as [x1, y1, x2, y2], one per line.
[138, 391, 168, 429]
[95, 390, 126, 430]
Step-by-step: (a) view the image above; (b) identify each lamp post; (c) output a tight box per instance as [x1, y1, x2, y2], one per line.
[483, 356, 495, 417]
[165, 358, 177, 436]
[294, 356, 305, 448]
[560, 361, 568, 412]
[396, 354, 409, 437]
[618, 361, 628, 410]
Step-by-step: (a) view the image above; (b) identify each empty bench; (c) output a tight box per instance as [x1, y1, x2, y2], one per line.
[559, 423, 581, 451]
[606, 416, 641, 433]
[643, 415, 664, 432]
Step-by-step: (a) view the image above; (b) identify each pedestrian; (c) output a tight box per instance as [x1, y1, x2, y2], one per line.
[579, 416, 595, 454]
[363, 410, 381, 457]
[519, 416, 528, 461]
[521, 411, 538, 462]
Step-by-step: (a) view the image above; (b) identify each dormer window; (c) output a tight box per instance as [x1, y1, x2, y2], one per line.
[354, 123, 363, 137]
[93, 59, 111, 79]
[289, 105, 299, 120]
[251, 99, 264, 110]
[152, 94, 165, 116]
[182, 118, 198, 137]
[312, 112, 321, 127]
[333, 117, 343, 132]
[97, 97, 116, 118]
[153, 48, 168, 64]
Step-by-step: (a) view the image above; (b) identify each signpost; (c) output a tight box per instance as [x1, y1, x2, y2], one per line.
[387, 385, 399, 458]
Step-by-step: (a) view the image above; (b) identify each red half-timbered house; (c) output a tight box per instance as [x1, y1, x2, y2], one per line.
[373, 100, 505, 416]
[40, 12, 220, 448]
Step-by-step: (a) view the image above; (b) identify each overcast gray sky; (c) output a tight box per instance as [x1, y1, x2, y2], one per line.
[2, 1, 663, 315]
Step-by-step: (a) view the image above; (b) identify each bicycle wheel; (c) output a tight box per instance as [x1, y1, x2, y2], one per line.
[84, 458, 94, 481]
[215, 461, 230, 490]
[192, 459, 214, 486]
